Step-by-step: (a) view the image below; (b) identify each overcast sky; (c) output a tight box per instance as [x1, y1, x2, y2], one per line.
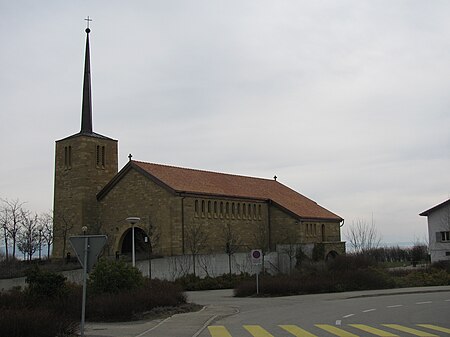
[1, 1, 449, 246]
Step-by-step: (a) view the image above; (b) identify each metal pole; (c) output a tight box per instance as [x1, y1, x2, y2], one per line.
[80, 236, 88, 337]
[132, 225, 135, 267]
[256, 271, 259, 295]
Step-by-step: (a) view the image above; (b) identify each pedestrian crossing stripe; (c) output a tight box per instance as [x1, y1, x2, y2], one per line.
[349, 324, 399, 336]
[244, 325, 275, 337]
[279, 324, 319, 337]
[207, 326, 233, 337]
[207, 324, 449, 337]
[417, 324, 450, 334]
[382, 324, 438, 337]
[315, 324, 360, 337]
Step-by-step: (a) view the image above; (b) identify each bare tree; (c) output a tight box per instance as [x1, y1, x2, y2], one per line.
[223, 223, 242, 277]
[0, 200, 10, 261]
[54, 213, 74, 259]
[39, 211, 53, 258]
[345, 218, 382, 254]
[185, 222, 209, 277]
[142, 221, 160, 279]
[280, 228, 299, 274]
[17, 209, 39, 261]
[1, 198, 26, 259]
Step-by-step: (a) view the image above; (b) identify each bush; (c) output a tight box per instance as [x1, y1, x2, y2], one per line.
[25, 266, 68, 298]
[234, 267, 396, 297]
[234, 257, 397, 297]
[0, 284, 78, 337]
[86, 279, 187, 321]
[394, 268, 450, 288]
[88, 259, 144, 294]
[0, 308, 78, 337]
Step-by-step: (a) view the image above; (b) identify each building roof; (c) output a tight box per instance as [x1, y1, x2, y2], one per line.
[98, 160, 342, 222]
[420, 198, 450, 216]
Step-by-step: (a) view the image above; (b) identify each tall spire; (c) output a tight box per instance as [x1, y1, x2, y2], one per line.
[80, 19, 93, 134]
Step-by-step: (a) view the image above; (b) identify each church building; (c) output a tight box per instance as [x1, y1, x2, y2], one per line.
[53, 27, 345, 261]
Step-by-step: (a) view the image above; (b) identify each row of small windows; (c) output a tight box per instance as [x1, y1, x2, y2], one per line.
[63, 144, 106, 170]
[305, 223, 326, 238]
[194, 200, 262, 220]
[64, 146, 72, 169]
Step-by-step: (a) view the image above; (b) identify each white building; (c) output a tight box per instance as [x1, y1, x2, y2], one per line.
[420, 199, 450, 263]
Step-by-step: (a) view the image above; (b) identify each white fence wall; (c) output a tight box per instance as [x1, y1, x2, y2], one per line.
[0, 251, 294, 290]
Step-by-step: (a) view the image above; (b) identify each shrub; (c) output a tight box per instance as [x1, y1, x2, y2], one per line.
[0, 285, 78, 337]
[86, 279, 187, 321]
[88, 259, 144, 294]
[25, 266, 68, 299]
[234, 263, 395, 297]
[0, 308, 78, 337]
[327, 254, 378, 271]
[431, 260, 450, 272]
[394, 269, 450, 288]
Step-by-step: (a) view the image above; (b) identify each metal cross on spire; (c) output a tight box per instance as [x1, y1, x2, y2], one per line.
[85, 16, 92, 29]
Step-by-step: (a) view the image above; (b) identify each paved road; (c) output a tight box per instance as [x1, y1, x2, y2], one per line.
[85, 286, 450, 337]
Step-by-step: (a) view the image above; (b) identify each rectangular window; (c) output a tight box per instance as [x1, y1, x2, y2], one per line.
[64, 146, 72, 169]
[101, 146, 105, 168]
[96, 145, 100, 167]
[68, 146, 72, 168]
[441, 231, 450, 242]
[64, 146, 68, 168]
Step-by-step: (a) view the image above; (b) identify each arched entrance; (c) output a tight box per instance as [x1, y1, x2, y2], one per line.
[326, 250, 339, 261]
[120, 227, 150, 261]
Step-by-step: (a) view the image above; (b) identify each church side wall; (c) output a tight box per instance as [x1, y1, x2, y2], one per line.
[182, 197, 269, 254]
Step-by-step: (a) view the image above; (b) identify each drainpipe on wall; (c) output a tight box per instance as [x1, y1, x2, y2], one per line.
[181, 195, 185, 255]
[268, 200, 272, 250]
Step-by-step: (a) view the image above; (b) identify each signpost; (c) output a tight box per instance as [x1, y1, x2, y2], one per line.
[69, 235, 107, 337]
[250, 249, 263, 295]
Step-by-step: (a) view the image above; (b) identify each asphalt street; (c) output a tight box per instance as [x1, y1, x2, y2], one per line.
[84, 286, 450, 337]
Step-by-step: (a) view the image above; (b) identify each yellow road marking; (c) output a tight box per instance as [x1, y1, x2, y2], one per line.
[279, 325, 319, 337]
[207, 326, 233, 337]
[417, 324, 450, 334]
[382, 324, 438, 337]
[243, 325, 275, 337]
[315, 324, 359, 337]
[349, 324, 399, 337]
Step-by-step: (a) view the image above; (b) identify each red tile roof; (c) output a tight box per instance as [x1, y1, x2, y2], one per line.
[132, 161, 342, 221]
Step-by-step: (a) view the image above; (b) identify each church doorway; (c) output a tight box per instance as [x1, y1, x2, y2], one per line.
[325, 250, 339, 261]
[120, 227, 150, 261]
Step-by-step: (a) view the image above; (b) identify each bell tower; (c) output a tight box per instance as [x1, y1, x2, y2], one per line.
[53, 23, 118, 258]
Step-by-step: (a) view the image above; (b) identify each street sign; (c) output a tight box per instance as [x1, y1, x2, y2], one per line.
[250, 249, 263, 265]
[69, 235, 107, 273]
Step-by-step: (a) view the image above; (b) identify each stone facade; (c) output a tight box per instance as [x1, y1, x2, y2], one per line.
[53, 133, 117, 257]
